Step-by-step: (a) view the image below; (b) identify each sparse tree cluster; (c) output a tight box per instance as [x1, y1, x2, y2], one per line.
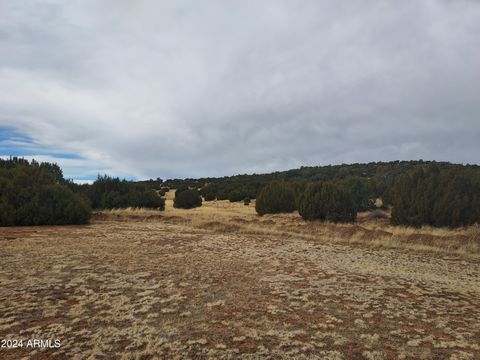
[216, 184, 259, 202]
[254, 180, 357, 223]
[165, 160, 448, 204]
[3, 158, 479, 229]
[85, 175, 165, 210]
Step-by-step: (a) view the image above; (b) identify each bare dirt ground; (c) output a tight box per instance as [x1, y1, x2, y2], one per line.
[1, 199, 479, 359]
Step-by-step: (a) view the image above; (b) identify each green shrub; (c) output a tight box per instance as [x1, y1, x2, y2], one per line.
[389, 165, 480, 228]
[87, 175, 165, 210]
[24, 185, 91, 225]
[255, 182, 296, 215]
[228, 189, 245, 202]
[339, 177, 376, 211]
[0, 157, 91, 226]
[298, 181, 356, 223]
[0, 196, 14, 226]
[174, 189, 202, 209]
[244, 197, 251, 206]
[290, 180, 307, 207]
[216, 189, 229, 201]
[200, 184, 217, 201]
[204, 193, 216, 201]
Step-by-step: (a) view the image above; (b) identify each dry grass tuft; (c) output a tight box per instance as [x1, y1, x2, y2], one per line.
[91, 199, 480, 258]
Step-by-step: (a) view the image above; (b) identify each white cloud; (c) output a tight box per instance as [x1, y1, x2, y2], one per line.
[1, 0, 479, 179]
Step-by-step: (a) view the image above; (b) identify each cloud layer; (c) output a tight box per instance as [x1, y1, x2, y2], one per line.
[1, 0, 479, 179]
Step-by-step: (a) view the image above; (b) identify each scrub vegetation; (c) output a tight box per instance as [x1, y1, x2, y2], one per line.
[1, 198, 479, 359]
[1, 160, 480, 358]
[0, 157, 90, 226]
[1, 158, 480, 228]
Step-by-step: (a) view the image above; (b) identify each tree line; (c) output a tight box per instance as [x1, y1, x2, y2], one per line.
[255, 180, 357, 223]
[253, 163, 480, 227]
[0, 158, 164, 226]
[386, 164, 480, 227]
[162, 160, 456, 204]
[1, 158, 479, 228]
[75, 175, 165, 210]
[0, 157, 90, 226]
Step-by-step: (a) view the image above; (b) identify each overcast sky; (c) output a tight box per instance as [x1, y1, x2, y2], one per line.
[1, 0, 479, 180]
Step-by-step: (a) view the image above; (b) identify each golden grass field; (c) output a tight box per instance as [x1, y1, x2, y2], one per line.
[1, 194, 479, 359]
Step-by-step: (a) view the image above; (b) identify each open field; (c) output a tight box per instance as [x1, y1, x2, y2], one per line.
[1, 199, 480, 359]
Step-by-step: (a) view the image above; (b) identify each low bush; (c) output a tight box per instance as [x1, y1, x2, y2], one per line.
[340, 177, 376, 211]
[255, 182, 296, 215]
[86, 175, 165, 210]
[228, 189, 245, 202]
[204, 193, 216, 201]
[298, 181, 356, 223]
[174, 189, 202, 209]
[200, 184, 217, 201]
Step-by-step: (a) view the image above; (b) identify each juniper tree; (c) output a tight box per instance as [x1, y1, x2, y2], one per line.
[255, 181, 296, 216]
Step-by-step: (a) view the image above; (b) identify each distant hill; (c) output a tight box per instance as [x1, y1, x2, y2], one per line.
[157, 160, 477, 200]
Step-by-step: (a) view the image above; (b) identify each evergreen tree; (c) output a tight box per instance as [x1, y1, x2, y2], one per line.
[255, 182, 296, 215]
[339, 177, 376, 211]
[86, 175, 165, 210]
[298, 181, 356, 222]
[0, 157, 91, 226]
[200, 184, 217, 201]
[174, 189, 202, 209]
[389, 165, 480, 227]
[228, 188, 246, 202]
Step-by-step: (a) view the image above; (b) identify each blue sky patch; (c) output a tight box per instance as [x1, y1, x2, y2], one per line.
[0, 126, 139, 181]
[0, 126, 83, 159]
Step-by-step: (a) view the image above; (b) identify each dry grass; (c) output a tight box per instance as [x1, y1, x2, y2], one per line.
[1, 199, 479, 359]
[99, 196, 480, 259]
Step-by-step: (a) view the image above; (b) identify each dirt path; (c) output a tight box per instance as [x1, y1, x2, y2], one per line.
[1, 221, 479, 359]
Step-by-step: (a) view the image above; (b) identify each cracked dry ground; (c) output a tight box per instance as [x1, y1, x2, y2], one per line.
[1, 221, 479, 360]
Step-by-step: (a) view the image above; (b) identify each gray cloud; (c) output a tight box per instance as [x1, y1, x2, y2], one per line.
[1, 0, 479, 179]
